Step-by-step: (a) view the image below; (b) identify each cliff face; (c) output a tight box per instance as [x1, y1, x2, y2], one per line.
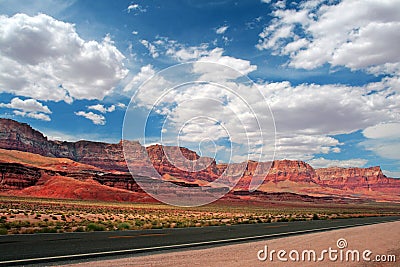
[0, 119, 50, 156]
[0, 118, 399, 202]
[0, 118, 129, 171]
[268, 160, 319, 183]
[145, 145, 221, 182]
[316, 166, 400, 192]
[57, 141, 128, 172]
[0, 163, 41, 190]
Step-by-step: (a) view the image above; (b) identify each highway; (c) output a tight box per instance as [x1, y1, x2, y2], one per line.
[0, 216, 399, 265]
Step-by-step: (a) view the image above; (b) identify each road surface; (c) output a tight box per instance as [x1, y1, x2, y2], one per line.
[0, 216, 399, 265]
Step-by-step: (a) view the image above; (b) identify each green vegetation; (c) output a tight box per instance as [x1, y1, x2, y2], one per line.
[86, 223, 106, 231]
[0, 195, 399, 235]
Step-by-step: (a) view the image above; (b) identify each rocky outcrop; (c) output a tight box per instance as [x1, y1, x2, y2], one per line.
[146, 144, 221, 182]
[231, 160, 319, 190]
[0, 119, 50, 155]
[316, 166, 400, 192]
[1, 118, 399, 202]
[0, 118, 129, 171]
[0, 163, 41, 190]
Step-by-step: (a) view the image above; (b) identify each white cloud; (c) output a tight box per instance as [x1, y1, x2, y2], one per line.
[363, 122, 400, 139]
[132, 31, 139, 35]
[88, 104, 116, 114]
[196, 48, 257, 76]
[132, 69, 275, 163]
[0, 97, 51, 114]
[0, 97, 52, 121]
[364, 142, 400, 160]
[141, 37, 257, 76]
[75, 111, 105, 125]
[127, 3, 146, 13]
[13, 110, 51, 121]
[382, 170, 400, 178]
[0, 13, 128, 103]
[308, 157, 368, 169]
[216, 25, 229, 34]
[128, 4, 139, 10]
[123, 64, 156, 92]
[257, 0, 400, 76]
[361, 122, 400, 160]
[263, 80, 398, 136]
[132, 64, 399, 162]
[166, 43, 210, 61]
[140, 39, 159, 58]
[261, 0, 271, 3]
[116, 102, 126, 109]
[274, 134, 340, 160]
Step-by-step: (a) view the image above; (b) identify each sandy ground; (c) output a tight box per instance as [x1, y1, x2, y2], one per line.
[62, 220, 400, 267]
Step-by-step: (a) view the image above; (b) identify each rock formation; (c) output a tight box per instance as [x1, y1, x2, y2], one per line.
[0, 118, 399, 202]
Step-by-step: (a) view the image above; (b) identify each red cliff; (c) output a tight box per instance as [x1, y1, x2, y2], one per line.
[316, 166, 400, 193]
[1, 118, 399, 202]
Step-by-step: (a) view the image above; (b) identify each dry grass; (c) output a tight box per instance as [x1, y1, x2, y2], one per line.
[0, 196, 399, 235]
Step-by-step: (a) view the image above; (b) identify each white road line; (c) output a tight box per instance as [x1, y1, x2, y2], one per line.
[0, 219, 398, 265]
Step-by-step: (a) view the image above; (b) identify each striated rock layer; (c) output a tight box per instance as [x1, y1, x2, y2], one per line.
[0, 118, 129, 171]
[316, 166, 400, 193]
[0, 118, 399, 202]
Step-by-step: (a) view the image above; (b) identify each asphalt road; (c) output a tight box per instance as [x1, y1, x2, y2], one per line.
[0, 216, 399, 265]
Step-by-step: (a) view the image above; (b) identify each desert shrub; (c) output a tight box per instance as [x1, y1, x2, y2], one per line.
[41, 227, 57, 233]
[75, 226, 85, 232]
[86, 223, 106, 231]
[0, 228, 7, 235]
[312, 214, 319, 220]
[117, 222, 131, 230]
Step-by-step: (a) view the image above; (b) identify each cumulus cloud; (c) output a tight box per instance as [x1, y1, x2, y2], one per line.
[361, 122, 400, 160]
[264, 77, 399, 161]
[13, 110, 51, 121]
[308, 157, 368, 169]
[274, 134, 340, 160]
[137, 37, 257, 76]
[257, 0, 400, 76]
[215, 25, 229, 34]
[0, 97, 52, 121]
[0, 97, 51, 114]
[263, 81, 399, 135]
[166, 43, 211, 61]
[74, 111, 105, 125]
[140, 39, 159, 58]
[131, 62, 399, 162]
[87, 104, 116, 114]
[363, 122, 400, 139]
[116, 102, 126, 109]
[382, 170, 400, 178]
[196, 48, 257, 76]
[131, 66, 275, 163]
[123, 64, 156, 92]
[0, 13, 128, 103]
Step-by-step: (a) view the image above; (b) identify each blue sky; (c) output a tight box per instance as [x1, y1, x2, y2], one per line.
[0, 0, 399, 177]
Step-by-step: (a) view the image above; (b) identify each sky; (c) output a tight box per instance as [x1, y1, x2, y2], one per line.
[0, 0, 399, 177]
